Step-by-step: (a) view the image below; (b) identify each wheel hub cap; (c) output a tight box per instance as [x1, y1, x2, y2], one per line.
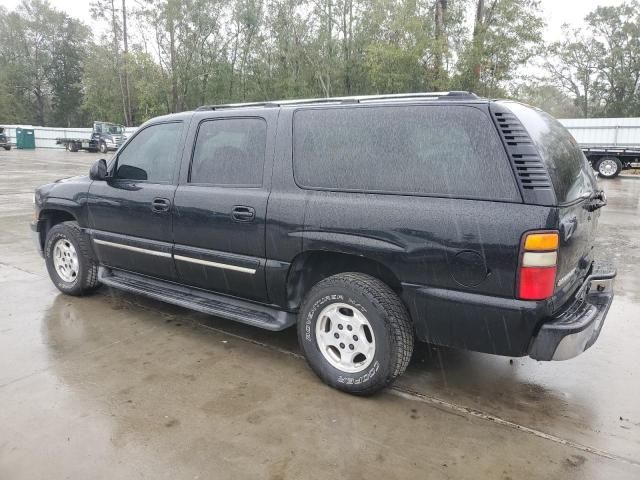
[53, 238, 79, 283]
[315, 303, 376, 373]
[599, 159, 617, 176]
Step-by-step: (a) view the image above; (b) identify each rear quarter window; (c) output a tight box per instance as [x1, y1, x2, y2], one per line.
[504, 102, 597, 204]
[292, 105, 520, 201]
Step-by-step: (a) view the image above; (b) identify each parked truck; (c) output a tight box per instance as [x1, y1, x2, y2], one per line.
[56, 122, 127, 153]
[560, 118, 640, 178]
[580, 147, 640, 178]
[0, 126, 12, 150]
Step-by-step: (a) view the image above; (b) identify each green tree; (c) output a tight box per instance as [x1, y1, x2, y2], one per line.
[545, 1, 640, 117]
[586, 2, 640, 116]
[544, 30, 603, 118]
[511, 83, 582, 118]
[0, 0, 90, 126]
[49, 16, 90, 126]
[457, 0, 544, 96]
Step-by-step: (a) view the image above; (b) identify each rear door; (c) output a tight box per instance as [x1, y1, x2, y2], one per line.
[87, 120, 186, 281]
[505, 102, 600, 299]
[172, 110, 277, 302]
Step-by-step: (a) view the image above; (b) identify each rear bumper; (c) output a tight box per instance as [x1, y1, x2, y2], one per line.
[402, 284, 550, 357]
[528, 264, 616, 361]
[402, 262, 616, 358]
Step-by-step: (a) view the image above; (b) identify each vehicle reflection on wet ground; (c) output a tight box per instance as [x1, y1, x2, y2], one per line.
[1, 150, 639, 479]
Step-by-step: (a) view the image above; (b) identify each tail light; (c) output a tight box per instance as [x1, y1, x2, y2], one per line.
[517, 231, 559, 300]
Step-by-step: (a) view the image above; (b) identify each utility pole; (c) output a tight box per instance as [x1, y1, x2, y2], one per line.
[433, 0, 448, 89]
[471, 0, 485, 90]
[122, 0, 133, 125]
[110, 0, 129, 126]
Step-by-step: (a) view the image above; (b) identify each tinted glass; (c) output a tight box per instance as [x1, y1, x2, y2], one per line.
[505, 102, 597, 204]
[293, 106, 519, 200]
[115, 122, 183, 182]
[190, 118, 267, 186]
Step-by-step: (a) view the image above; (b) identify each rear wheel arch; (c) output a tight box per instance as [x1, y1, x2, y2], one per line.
[285, 250, 403, 311]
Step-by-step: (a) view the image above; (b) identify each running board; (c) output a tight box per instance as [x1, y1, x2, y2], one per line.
[98, 267, 296, 331]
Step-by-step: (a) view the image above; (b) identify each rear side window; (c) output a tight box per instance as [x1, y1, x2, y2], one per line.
[293, 105, 519, 201]
[505, 103, 597, 204]
[190, 118, 267, 186]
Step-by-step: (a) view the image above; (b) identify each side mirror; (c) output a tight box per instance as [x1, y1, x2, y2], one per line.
[89, 158, 108, 181]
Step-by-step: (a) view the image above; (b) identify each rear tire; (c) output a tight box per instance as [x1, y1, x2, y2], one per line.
[3, 145, 10, 151]
[44, 221, 100, 296]
[297, 272, 414, 395]
[69, 142, 79, 152]
[596, 157, 622, 178]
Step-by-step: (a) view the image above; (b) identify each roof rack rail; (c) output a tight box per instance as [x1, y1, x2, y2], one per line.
[195, 91, 478, 111]
[337, 91, 478, 104]
[195, 101, 280, 111]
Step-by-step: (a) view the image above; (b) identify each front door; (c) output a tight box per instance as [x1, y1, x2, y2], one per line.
[87, 121, 186, 281]
[172, 114, 274, 302]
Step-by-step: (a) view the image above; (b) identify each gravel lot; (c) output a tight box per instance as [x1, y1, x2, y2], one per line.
[1, 149, 639, 479]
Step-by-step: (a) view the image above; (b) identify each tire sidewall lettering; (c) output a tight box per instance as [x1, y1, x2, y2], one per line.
[337, 360, 380, 385]
[305, 293, 344, 342]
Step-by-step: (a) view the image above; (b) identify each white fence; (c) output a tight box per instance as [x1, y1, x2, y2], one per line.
[2, 125, 138, 149]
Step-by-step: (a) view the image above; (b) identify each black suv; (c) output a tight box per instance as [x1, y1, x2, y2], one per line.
[31, 92, 615, 395]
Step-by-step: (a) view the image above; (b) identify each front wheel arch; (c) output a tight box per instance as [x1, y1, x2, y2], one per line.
[38, 209, 78, 252]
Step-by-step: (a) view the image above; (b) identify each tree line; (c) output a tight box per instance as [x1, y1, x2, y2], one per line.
[0, 0, 639, 127]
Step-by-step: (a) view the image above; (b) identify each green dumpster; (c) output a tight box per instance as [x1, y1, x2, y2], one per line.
[16, 128, 36, 149]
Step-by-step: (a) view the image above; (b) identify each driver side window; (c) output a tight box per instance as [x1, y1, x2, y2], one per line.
[115, 122, 183, 182]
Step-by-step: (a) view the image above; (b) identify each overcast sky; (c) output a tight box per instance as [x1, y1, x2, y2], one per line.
[0, 0, 630, 42]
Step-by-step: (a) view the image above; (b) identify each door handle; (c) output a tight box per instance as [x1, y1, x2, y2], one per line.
[151, 197, 171, 213]
[231, 206, 256, 222]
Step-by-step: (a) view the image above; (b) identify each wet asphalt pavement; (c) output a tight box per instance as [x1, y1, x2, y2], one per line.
[1, 149, 639, 479]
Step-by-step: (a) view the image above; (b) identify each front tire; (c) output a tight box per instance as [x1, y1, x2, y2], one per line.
[596, 157, 622, 178]
[44, 221, 100, 296]
[297, 273, 414, 395]
[99, 142, 108, 154]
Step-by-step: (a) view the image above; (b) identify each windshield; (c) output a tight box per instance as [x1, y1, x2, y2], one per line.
[107, 125, 124, 134]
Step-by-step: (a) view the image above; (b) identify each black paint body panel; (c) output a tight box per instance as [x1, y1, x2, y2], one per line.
[33, 99, 604, 358]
